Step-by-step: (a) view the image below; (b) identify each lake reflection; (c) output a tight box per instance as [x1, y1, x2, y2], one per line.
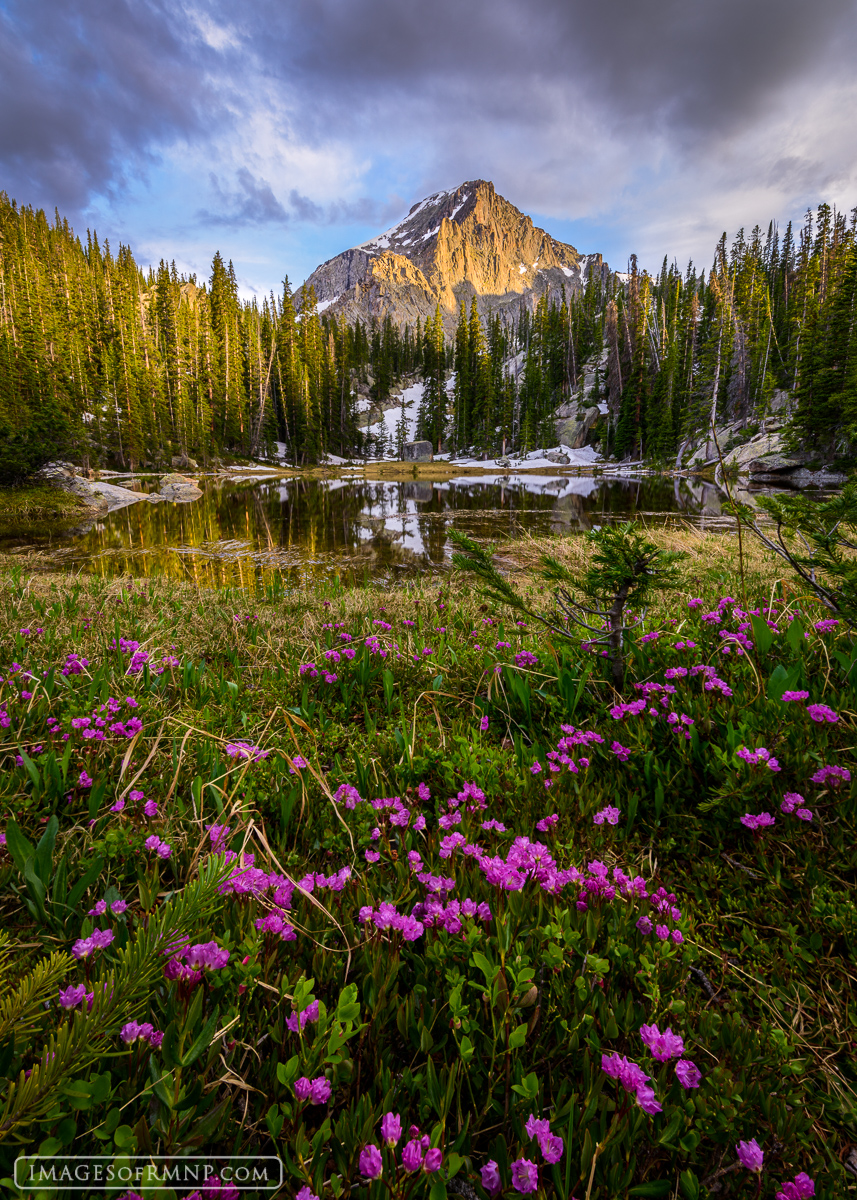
[4, 473, 725, 587]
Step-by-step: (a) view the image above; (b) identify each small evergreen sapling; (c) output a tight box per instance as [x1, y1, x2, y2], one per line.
[449, 522, 686, 688]
[726, 481, 857, 629]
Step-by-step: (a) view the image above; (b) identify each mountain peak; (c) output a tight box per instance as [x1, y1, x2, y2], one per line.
[302, 181, 607, 329]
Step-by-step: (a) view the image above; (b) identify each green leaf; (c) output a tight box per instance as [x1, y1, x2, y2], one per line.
[472, 952, 497, 985]
[749, 614, 773, 655]
[113, 1124, 137, 1150]
[657, 1110, 683, 1146]
[429, 1177, 447, 1200]
[767, 662, 801, 702]
[628, 1183, 672, 1197]
[4, 819, 36, 876]
[786, 617, 806, 653]
[23, 859, 47, 924]
[66, 857, 106, 915]
[181, 1007, 219, 1068]
[277, 1055, 301, 1087]
[508, 1023, 527, 1050]
[17, 748, 41, 793]
[34, 815, 59, 886]
[679, 1168, 700, 1200]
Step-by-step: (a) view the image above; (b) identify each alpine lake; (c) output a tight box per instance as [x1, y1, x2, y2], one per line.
[0, 467, 734, 589]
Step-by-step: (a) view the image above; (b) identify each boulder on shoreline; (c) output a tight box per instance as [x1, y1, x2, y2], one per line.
[403, 441, 433, 463]
[158, 473, 203, 502]
[40, 463, 145, 513]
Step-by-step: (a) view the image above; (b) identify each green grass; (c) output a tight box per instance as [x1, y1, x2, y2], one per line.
[0, 484, 91, 522]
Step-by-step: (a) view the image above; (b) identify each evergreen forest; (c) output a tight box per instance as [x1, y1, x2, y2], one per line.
[0, 192, 855, 481]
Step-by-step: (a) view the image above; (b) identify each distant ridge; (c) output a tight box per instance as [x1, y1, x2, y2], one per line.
[300, 180, 610, 329]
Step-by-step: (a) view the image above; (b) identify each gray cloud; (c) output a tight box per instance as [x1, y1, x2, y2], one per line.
[202, 169, 291, 226]
[201, 173, 405, 228]
[240, 0, 857, 141]
[0, 0, 220, 211]
[2, 0, 856, 285]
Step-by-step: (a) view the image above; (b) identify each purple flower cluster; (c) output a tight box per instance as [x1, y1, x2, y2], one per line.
[740, 812, 776, 831]
[806, 703, 838, 724]
[601, 1053, 662, 1114]
[87, 895, 127, 917]
[145, 834, 172, 858]
[359, 901, 424, 941]
[61, 652, 89, 676]
[810, 764, 850, 787]
[71, 928, 115, 959]
[781, 793, 813, 821]
[186, 1175, 239, 1200]
[776, 1172, 815, 1199]
[58, 984, 94, 1010]
[254, 909, 297, 940]
[224, 741, 269, 762]
[120, 1020, 163, 1049]
[736, 1138, 764, 1173]
[361, 1115, 442, 1177]
[610, 699, 648, 719]
[525, 1113, 564, 1163]
[639, 1023, 685, 1061]
[294, 1075, 331, 1104]
[164, 939, 229, 985]
[286, 1000, 319, 1033]
[737, 745, 781, 772]
[333, 782, 362, 808]
[593, 805, 620, 826]
[535, 812, 559, 833]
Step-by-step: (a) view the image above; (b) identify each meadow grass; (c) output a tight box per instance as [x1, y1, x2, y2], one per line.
[0, 529, 853, 1200]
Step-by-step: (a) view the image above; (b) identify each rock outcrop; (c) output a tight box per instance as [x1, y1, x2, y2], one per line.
[556, 405, 601, 450]
[402, 441, 433, 463]
[157, 473, 203, 502]
[41, 463, 144, 513]
[301, 180, 609, 333]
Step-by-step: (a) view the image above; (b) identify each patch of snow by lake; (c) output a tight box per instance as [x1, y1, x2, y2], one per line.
[364, 381, 423, 451]
[439, 473, 602, 499]
[449, 445, 600, 470]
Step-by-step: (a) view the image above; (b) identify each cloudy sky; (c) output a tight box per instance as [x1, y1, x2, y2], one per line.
[2, 0, 856, 296]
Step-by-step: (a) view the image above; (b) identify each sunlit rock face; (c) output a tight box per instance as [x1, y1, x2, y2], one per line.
[300, 180, 609, 332]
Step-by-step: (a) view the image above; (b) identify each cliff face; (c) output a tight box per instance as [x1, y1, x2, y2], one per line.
[301, 180, 609, 330]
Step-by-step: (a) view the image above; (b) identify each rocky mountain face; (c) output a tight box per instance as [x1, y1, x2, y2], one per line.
[301, 180, 609, 330]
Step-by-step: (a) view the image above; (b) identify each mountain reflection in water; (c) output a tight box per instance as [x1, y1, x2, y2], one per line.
[4, 473, 725, 587]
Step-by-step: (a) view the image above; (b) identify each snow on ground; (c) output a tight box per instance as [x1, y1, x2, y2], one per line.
[446, 445, 600, 470]
[364, 381, 423, 448]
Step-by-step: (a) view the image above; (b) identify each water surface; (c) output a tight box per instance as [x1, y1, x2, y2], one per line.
[0, 473, 727, 587]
